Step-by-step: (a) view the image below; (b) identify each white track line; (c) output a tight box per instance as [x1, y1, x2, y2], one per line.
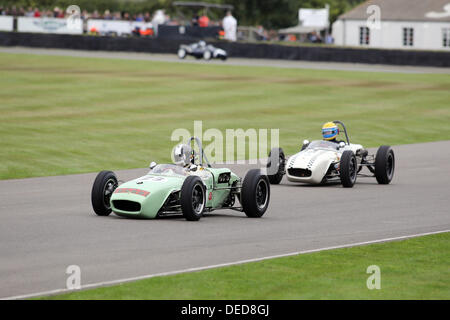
[2, 229, 449, 300]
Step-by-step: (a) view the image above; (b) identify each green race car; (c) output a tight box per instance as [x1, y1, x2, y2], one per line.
[91, 137, 270, 221]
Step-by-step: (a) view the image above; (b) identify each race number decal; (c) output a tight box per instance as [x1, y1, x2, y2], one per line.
[139, 176, 168, 183]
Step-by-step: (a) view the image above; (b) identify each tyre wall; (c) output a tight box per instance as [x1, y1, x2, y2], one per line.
[1, 31, 449, 67]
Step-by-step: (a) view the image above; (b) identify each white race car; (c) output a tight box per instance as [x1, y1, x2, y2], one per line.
[266, 121, 395, 188]
[177, 41, 227, 61]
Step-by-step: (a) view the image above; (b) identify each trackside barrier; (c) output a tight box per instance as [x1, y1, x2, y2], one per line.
[17, 17, 82, 34]
[0, 31, 449, 67]
[87, 19, 153, 36]
[0, 16, 14, 32]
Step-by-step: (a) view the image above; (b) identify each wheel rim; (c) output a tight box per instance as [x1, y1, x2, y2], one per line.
[349, 157, 357, 182]
[192, 184, 205, 214]
[256, 179, 268, 210]
[103, 178, 117, 209]
[386, 153, 394, 179]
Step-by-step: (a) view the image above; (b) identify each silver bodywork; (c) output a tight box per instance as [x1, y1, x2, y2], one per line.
[178, 42, 227, 60]
[207, 45, 227, 58]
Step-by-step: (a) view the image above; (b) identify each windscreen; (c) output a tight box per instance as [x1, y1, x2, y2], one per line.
[305, 140, 339, 151]
[151, 164, 188, 176]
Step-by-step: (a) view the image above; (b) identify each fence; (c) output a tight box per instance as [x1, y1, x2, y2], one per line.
[1, 31, 449, 67]
[0, 16, 14, 32]
[17, 17, 83, 34]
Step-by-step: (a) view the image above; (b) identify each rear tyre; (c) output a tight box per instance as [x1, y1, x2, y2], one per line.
[241, 169, 270, 218]
[177, 48, 187, 59]
[91, 171, 118, 216]
[375, 146, 395, 184]
[340, 150, 357, 188]
[180, 176, 206, 221]
[267, 147, 285, 184]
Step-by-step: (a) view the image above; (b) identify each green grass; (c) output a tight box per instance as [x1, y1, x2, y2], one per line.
[1, 52, 449, 180]
[40, 232, 450, 299]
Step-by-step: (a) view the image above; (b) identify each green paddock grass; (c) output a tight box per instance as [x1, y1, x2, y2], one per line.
[1, 52, 449, 180]
[40, 232, 450, 300]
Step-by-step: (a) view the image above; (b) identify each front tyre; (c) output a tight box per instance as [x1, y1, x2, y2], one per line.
[340, 150, 357, 188]
[177, 48, 187, 59]
[375, 146, 395, 184]
[203, 50, 212, 60]
[267, 147, 285, 184]
[91, 171, 118, 216]
[241, 169, 270, 218]
[180, 176, 206, 221]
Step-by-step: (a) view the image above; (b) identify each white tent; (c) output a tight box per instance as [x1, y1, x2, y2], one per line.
[279, 5, 329, 35]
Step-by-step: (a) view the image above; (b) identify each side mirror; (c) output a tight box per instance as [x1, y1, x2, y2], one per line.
[339, 142, 346, 149]
[149, 161, 157, 170]
[303, 139, 310, 145]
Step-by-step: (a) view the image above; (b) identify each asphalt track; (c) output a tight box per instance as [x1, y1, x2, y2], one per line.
[0, 141, 449, 299]
[1, 46, 450, 74]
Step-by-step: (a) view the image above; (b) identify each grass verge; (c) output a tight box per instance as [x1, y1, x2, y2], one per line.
[1, 52, 449, 179]
[40, 232, 450, 299]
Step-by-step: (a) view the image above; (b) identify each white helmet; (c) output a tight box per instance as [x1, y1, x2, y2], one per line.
[172, 143, 192, 166]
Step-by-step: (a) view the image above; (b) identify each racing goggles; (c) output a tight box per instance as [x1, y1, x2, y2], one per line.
[322, 127, 339, 139]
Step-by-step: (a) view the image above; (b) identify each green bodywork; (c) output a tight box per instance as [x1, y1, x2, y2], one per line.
[110, 167, 240, 219]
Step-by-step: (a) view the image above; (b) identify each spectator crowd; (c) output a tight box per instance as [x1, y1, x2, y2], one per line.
[0, 5, 217, 26]
[0, 5, 331, 44]
[0, 6, 66, 18]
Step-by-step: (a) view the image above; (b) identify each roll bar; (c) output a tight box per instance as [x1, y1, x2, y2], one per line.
[333, 120, 350, 145]
[188, 137, 211, 168]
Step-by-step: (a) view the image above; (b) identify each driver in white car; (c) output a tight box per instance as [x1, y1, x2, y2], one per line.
[322, 122, 344, 144]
